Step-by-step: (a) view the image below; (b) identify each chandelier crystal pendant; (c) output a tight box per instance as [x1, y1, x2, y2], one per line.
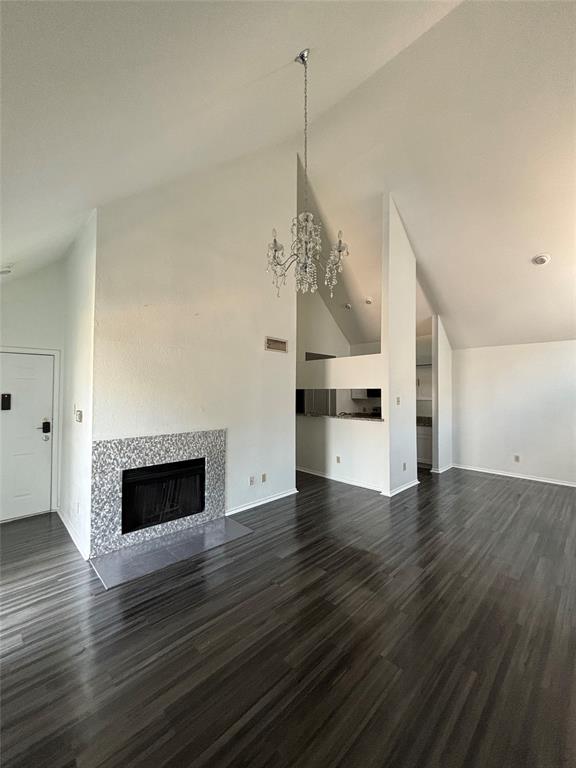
[267, 49, 349, 298]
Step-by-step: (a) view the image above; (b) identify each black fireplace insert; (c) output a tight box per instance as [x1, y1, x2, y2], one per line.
[121, 458, 205, 534]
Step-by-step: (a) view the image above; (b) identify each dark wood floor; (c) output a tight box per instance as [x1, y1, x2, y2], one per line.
[2, 469, 576, 768]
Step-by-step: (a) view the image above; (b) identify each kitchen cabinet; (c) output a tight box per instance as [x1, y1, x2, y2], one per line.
[416, 365, 432, 400]
[351, 389, 381, 400]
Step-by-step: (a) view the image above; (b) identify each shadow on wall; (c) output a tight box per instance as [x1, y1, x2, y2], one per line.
[296, 156, 381, 354]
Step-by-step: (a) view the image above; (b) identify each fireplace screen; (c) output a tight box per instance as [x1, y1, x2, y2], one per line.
[121, 458, 205, 534]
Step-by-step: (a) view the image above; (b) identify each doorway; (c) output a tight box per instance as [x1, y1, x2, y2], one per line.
[416, 282, 433, 473]
[0, 351, 56, 521]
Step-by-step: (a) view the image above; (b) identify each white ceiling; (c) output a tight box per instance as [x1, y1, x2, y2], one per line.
[2, 1, 574, 349]
[1, 0, 456, 275]
[306, 1, 576, 348]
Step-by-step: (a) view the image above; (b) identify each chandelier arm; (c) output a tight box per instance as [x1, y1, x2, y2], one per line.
[284, 255, 299, 271]
[274, 253, 298, 269]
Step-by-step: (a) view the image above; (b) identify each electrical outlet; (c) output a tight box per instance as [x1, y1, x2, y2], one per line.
[403, 462, 407, 472]
[75, 409, 83, 423]
[514, 455, 520, 463]
[336, 456, 341, 464]
[396, 397, 401, 406]
[249, 476, 255, 487]
[261, 473, 267, 483]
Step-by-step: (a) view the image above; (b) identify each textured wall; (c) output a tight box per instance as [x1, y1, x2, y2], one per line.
[59, 214, 97, 558]
[92, 146, 297, 513]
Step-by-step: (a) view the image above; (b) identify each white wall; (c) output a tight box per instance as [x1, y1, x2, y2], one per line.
[0, 259, 66, 350]
[93, 147, 297, 514]
[296, 351, 387, 491]
[296, 415, 386, 492]
[297, 353, 383, 390]
[453, 340, 576, 486]
[351, 341, 380, 356]
[59, 214, 97, 557]
[0, 258, 67, 514]
[297, 291, 350, 361]
[432, 315, 453, 472]
[383, 198, 417, 495]
[297, 196, 421, 497]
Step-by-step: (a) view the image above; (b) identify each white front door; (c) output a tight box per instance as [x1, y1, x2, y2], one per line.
[0, 352, 54, 521]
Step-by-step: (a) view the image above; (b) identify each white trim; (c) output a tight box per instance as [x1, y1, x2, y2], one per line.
[432, 313, 439, 472]
[0, 508, 51, 523]
[430, 465, 453, 474]
[452, 464, 576, 488]
[56, 509, 90, 560]
[383, 478, 420, 497]
[0, 345, 62, 514]
[296, 467, 383, 493]
[226, 488, 298, 516]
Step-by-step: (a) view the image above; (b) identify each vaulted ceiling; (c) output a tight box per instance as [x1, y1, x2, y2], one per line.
[307, 1, 576, 348]
[2, 1, 574, 349]
[1, 0, 456, 274]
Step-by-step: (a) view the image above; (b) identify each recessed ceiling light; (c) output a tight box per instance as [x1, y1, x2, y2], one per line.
[532, 254, 551, 266]
[344, 303, 352, 310]
[0, 264, 13, 275]
[365, 297, 374, 305]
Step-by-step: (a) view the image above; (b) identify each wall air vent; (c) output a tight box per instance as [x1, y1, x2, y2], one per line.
[265, 337, 288, 353]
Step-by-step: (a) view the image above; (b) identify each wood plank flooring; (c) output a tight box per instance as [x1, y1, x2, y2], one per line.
[1, 469, 576, 768]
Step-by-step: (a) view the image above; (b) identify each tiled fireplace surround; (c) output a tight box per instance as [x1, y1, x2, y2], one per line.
[90, 430, 226, 557]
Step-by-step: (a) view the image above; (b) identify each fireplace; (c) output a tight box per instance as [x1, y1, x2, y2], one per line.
[91, 430, 225, 556]
[121, 457, 205, 534]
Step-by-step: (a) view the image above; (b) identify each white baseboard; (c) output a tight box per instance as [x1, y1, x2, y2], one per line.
[296, 467, 383, 494]
[383, 479, 420, 498]
[56, 510, 90, 560]
[452, 464, 576, 488]
[430, 465, 453, 474]
[226, 488, 298, 516]
[0, 508, 52, 524]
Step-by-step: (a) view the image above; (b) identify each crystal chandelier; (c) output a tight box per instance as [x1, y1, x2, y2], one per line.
[267, 49, 349, 297]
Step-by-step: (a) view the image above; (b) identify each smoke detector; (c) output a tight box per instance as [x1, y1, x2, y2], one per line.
[532, 254, 551, 266]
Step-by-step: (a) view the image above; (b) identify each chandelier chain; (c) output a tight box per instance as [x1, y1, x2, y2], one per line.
[304, 59, 308, 174]
[303, 57, 308, 209]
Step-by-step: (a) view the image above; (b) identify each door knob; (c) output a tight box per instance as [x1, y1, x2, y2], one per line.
[36, 419, 51, 434]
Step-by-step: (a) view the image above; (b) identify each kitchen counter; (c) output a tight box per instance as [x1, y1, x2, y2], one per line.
[298, 413, 384, 422]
